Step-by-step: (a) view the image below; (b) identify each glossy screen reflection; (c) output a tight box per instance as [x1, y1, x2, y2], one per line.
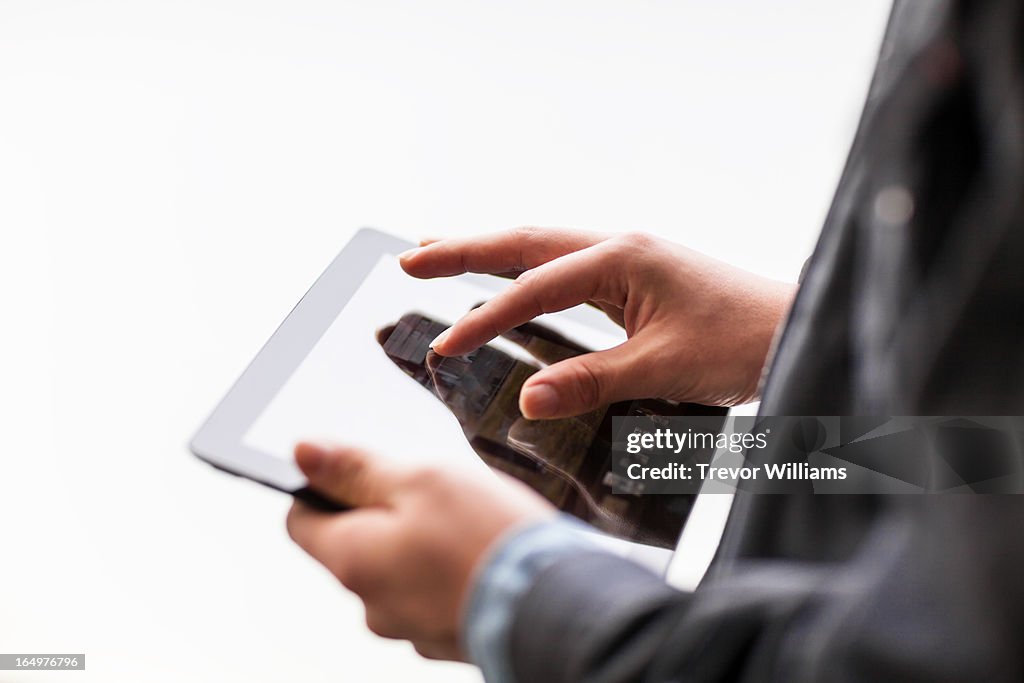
[379, 312, 725, 548]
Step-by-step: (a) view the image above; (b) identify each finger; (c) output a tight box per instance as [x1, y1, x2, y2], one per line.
[468, 301, 590, 363]
[412, 638, 464, 662]
[501, 321, 590, 365]
[286, 501, 345, 564]
[431, 242, 623, 357]
[364, 606, 406, 640]
[364, 608, 462, 657]
[399, 227, 607, 279]
[286, 502, 396, 591]
[295, 442, 405, 507]
[518, 340, 658, 419]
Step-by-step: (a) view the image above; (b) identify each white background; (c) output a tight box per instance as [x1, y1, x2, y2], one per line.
[0, 1, 891, 681]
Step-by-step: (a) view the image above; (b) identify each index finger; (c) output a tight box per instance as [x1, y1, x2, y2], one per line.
[500, 320, 591, 365]
[431, 241, 624, 357]
[399, 227, 608, 279]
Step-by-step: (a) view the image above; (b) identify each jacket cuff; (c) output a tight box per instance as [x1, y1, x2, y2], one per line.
[510, 551, 689, 683]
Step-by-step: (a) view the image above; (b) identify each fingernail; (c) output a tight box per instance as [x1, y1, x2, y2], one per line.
[430, 328, 450, 350]
[520, 383, 560, 418]
[397, 248, 419, 261]
[296, 442, 329, 476]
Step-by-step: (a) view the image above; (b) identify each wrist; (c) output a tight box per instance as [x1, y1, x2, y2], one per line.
[743, 279, 798, 402]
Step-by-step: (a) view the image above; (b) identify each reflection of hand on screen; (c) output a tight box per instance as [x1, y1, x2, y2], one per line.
[377, 312, 723, 548]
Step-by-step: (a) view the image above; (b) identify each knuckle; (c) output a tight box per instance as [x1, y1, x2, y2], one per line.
[408, 465, 449, 490]
[509, 268, 549, 315]
[612, 232, 659, 264]
[570, 359, 606, 408]
[512, 225, 543, 243]
[620, 230, 655, 250]
[335, 556, 377, 595]
[511, 266, 538, 288]
[322, 448, 354, 479]
[348, 465, 372, 495]
[364, 609, 399, 639]
[608, 233, 662, 286]
[594, 243, 621, 267]
[334, 454, 371, 494]
[413, 642, 445, 660]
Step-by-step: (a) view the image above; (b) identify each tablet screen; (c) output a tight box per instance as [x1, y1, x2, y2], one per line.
[244, 254, 625, 474]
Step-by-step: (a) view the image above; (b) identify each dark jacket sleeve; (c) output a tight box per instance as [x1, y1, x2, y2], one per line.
[509, 498, 1024, 683]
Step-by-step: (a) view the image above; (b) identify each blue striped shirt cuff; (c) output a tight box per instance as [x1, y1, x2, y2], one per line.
[461, 514, 603, 683]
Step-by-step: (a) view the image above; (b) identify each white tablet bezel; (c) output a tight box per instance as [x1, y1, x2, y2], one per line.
[190, 229, 417, 494]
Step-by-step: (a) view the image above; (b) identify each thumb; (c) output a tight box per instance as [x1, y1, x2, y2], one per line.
[295, 442, 403, 507]
[518, 342, 653, 419]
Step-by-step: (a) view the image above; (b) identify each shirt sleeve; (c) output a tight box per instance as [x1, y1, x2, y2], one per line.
[461, 514, 605, 683]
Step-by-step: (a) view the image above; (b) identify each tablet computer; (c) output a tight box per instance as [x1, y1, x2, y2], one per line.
[190, 228, 720, 566]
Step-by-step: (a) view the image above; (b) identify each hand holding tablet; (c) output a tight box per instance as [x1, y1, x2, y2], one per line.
[191, 229, 619, 495]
